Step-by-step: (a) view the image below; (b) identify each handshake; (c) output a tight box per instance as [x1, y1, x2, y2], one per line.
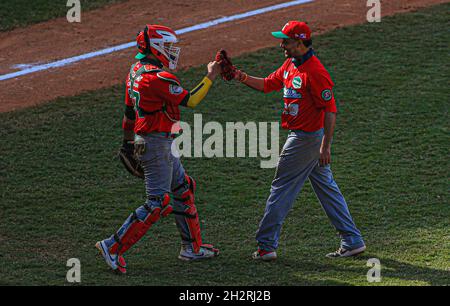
[207, 49, 247, 82]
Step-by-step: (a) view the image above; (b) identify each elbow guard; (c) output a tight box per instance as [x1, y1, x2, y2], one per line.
[186, 77, 212, 108]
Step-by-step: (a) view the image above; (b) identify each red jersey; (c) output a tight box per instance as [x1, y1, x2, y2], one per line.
[125, 60, 189, 134]
[264, 49, 337, 132]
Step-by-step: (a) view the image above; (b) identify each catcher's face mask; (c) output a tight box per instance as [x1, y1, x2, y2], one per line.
[162, 41, 181, 70]
[135, 25, 181, 70]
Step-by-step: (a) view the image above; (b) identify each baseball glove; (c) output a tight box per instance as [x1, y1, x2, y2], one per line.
[118, 140, 144, 179]
[215, 49, 236, 81]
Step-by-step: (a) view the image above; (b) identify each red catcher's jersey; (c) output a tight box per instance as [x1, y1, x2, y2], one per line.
[264, 52, 337, 132]
[125, 62, 189, 134]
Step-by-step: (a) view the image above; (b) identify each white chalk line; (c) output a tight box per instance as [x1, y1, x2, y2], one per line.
[0, 0, 313, 81]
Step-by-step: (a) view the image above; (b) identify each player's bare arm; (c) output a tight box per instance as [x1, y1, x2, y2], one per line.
[235, 72, 265, 92]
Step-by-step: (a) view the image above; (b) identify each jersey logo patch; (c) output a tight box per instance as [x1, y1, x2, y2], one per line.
[283, 71, 289, 79]
[283, 87, 302, 99]
[292, 76, 302, 89]
[169, 84, 183, 95]
[283, 103, 299, 116]
[321, 89, 333, 101]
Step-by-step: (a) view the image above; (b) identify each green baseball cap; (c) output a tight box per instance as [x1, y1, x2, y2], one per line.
[272, 21, 312, 40]
[271, 31, 290, 39]
[135, 52, 147, 60]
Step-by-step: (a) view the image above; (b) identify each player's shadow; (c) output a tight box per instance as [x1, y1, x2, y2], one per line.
[275, 255, 449, 286]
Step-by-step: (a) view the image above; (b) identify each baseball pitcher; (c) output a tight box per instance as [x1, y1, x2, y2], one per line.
[217, 21, 366, 261]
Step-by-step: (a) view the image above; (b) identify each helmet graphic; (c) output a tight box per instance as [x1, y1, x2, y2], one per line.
[135, 24, 180, 70]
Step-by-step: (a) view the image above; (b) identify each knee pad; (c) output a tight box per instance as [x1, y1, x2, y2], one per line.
[110, 194, 171, 255]
[148, 193, 173, 217]
[172, 175, 203, 253]
[172, 174, 196, 197]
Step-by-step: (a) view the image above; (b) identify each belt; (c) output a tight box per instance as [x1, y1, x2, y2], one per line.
[138, 132, 180, 138]
[289, 128, 324, 135]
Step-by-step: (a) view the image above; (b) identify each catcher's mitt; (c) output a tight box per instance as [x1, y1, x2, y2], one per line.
[118, 140, 144, 179]
[215, 49, 236, 81]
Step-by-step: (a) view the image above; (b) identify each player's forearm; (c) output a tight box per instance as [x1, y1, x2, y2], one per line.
[323, 112, 336, 147]
[239, 74, 265, 92]
[122, 107, 135, 141]
[123, 128, 134, 142]
[186, 76, 213, 108]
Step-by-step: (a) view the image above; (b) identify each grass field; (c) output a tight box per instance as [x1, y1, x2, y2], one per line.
[0, 0, 124, 31]
[0, 3, 449, 285]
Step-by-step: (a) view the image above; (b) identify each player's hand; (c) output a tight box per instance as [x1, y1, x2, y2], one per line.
[207, 61, 221, 81]
[234, 69, 247, 82]
[319, 143, 331, 166]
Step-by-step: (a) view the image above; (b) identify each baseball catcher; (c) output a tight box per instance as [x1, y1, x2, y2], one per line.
[96, 24, 221, 274]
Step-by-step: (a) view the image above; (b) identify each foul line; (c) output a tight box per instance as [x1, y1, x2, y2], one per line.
[0, 0, 314, 81]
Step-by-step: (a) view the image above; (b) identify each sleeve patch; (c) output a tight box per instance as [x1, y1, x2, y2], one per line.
[169, 84, 184, 95]
[321, 89, 333, 101]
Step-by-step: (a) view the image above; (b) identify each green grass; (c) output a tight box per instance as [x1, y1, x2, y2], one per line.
[1, 3, 449, 285]
[0, 0, 125, 32]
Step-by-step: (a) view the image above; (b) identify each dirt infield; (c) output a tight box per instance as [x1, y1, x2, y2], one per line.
[0, 0, 446, 112]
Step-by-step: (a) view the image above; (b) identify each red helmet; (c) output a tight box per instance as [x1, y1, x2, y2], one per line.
[135, 24, 180, 70]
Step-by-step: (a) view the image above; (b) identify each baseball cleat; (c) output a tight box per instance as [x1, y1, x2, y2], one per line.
[95, 240, 127, 274]
[178, 244, 219, 261]
[326, 245, 366, 258]
[252, 248, 277, 261]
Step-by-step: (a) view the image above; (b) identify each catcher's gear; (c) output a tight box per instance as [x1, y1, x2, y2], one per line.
[135, 25, 180, 70]
[133, 135, 146, 158]
[118, 140, 144, 179]
[172, 175, 203, 253]
[185, 77, 212, 108]
[109, 194, 172, 256]
[95, 240, 127, 274]
[215, 49, 237, 81]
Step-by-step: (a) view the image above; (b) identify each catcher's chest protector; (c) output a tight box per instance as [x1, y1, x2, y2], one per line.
[127, 63, 184, 130]
[128, 63, 163, 116]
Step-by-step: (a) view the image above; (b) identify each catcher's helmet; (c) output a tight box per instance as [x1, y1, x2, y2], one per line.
[135, 24, 180, 70]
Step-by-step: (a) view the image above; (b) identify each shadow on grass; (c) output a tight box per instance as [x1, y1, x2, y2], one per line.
[83, 246, 449, 286]
[276, 254, 449, 286]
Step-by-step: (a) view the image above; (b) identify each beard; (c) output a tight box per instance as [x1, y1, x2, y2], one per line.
[284, 49, 292, 58]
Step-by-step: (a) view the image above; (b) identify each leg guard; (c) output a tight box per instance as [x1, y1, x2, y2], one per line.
[109, 194, 172, 256]
[172, 175, 203, 253]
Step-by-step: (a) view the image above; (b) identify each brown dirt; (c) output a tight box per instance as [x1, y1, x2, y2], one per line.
[0, 0, 446, 112]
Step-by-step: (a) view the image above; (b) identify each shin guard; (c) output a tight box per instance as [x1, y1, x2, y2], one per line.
[109, 194, 172, 255]
[173, 175, 203, 253]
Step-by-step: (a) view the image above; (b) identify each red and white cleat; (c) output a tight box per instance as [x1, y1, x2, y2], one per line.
[252, 248, 277, 261]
